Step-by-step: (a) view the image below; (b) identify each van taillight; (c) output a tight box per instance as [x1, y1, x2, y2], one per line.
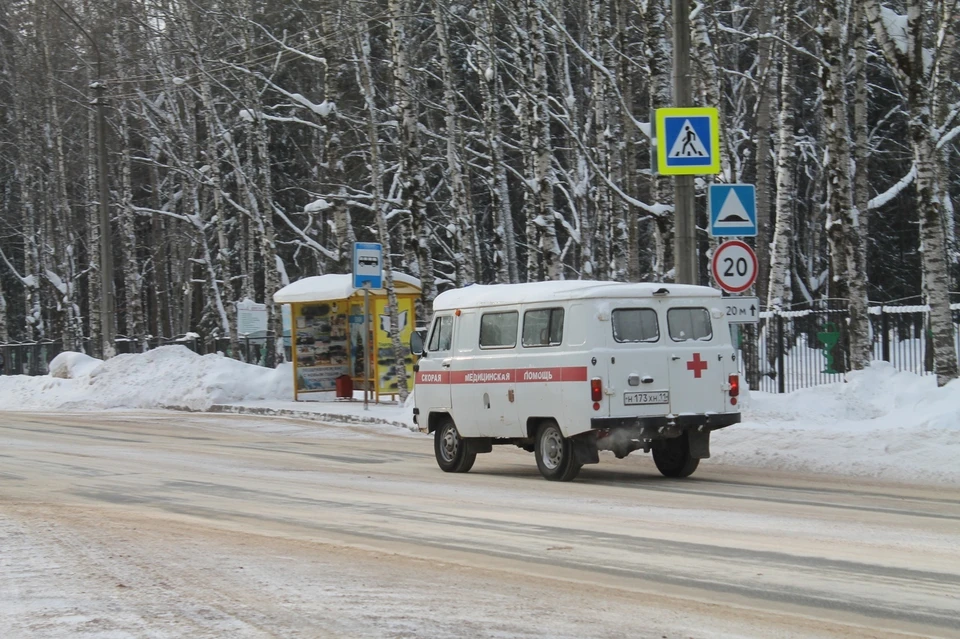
[729, 374, 740, 397]
[590, 378, 603, 402]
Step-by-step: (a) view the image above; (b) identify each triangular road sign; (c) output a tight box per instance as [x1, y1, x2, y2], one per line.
[708, 184, 757, 237]
[716, 190, 751, 226]
[668, 119, 709, 159]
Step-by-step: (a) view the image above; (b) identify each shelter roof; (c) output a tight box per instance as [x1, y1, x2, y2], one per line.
[273, 272, 421, 304]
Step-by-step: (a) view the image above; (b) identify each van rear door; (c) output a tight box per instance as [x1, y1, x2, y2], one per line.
[664, 305, 728, 414]
[605, 304, 673, 419]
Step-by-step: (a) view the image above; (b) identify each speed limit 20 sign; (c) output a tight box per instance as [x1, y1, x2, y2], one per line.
[711, 239, 758, 293]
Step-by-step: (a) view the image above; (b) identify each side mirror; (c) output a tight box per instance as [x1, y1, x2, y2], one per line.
[410, 329, 427, 356]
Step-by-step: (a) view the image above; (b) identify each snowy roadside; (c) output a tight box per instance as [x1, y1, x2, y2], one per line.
[1, 346, 958, 486]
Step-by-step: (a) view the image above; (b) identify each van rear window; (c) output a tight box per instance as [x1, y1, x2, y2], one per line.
[612, 309, 659, 343]
[522, 308, 564, 347]
[667, 308, 713, 342]
[479, 312, 519, 348]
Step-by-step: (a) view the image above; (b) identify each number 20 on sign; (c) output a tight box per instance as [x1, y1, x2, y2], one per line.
[711, 239, 758, 294]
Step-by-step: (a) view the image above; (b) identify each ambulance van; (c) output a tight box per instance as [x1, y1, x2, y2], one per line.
[410, 281, 741, 481]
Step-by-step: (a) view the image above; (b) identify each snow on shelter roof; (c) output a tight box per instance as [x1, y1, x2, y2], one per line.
[432, 281, 720, 311]
[273, 272, 421, 304]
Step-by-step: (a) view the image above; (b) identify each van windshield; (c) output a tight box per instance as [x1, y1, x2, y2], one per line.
[667, 308, 713, 342]
[612, 308, 659, 343]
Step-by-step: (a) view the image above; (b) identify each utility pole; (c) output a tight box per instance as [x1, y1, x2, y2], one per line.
[93, 79, 115, 358]
[49, 0, 114, 357]
[672, 0, 697, 284]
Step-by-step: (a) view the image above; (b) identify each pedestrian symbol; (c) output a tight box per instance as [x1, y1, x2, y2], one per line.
[655, 107, 721, 175]
[708, 184, 756, 237]
[669, 120, 709, 158]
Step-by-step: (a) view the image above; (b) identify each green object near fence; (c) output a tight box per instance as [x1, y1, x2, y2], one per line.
[817, 322, 840, 374]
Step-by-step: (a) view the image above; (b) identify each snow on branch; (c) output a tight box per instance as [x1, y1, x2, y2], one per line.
[272, 203, 338, 260]
[539, 5, 651, 139]
[868, 166, 916, 210]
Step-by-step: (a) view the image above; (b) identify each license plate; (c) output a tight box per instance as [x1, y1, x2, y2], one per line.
[623, 391, 669, 406]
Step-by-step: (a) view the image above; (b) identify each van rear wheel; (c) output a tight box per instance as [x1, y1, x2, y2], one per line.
[535, 421, 581, 482]
[434, 418, 476, 473]
[652, 433, 700, 478]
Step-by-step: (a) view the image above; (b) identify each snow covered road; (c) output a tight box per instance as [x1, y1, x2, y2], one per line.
[2, 411, 959, 638]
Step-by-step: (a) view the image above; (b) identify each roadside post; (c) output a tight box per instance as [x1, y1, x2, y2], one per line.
[655, 106, 721, 284]
[706, 184, 759, 379]
[353, 242, 383, 410]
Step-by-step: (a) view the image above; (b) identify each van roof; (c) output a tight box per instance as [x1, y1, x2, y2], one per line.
[433, 281, 721, 311]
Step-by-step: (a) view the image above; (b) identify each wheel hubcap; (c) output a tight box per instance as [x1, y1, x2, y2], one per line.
[441, 426, 458, 462]
[541, 428, 564, 470]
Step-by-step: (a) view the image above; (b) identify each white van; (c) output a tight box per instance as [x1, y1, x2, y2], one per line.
[410, 281, 741, 481]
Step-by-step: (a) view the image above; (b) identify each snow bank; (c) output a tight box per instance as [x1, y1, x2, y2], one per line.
[0, 346, 292, 412]
[715, 362, 960, 485]
[48, 351, 103, 379]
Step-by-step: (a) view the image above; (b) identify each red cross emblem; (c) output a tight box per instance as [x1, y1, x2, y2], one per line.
[686, 353, 708, 378]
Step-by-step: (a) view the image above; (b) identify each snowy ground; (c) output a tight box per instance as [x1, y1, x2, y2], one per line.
[2, 345, 959, 486]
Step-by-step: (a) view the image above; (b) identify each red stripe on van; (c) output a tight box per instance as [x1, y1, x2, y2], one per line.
[415, 371, 450, 384]
[429, 366, 589, 384]
[560, 366, 588, 382]
[515, 366, 589, 383]
[450, 369, 515, 384]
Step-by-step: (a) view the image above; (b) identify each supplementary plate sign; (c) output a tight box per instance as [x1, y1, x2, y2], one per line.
[655, 107, 721, 175]
[709, 184, 757, 237]
[711, 239, 758, 294]
[722, 296, 760, 324]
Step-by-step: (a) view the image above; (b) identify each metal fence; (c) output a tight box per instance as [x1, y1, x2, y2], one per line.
[739, 301, 960, 393]
[0, 333, 279, 377]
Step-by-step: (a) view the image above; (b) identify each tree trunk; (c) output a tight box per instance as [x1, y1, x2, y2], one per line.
[753, 0, 776, 303]
[819, 0, 869, 371]
[646, 0, 673, 280]
[389, 0, 436, 305]
[433, 1, 477, 287]
[865, 0, 958, 385]
[477, 0, 518, 283]
[356, 17, 409, 402]
[767, 1, 797, 313]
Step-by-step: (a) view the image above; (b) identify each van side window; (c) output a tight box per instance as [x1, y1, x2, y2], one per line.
[428, 316, 454, 352]
[612, 308, 659, 343]
[522, 308, 564, 347]
[479, 311, 519, 349]
[667, 307, 713, 342]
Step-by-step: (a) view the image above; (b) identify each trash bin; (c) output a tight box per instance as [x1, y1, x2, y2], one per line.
[335, 374, 353, 399]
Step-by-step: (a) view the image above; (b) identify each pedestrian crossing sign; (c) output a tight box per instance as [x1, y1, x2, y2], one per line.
[655, 107, 721, 175]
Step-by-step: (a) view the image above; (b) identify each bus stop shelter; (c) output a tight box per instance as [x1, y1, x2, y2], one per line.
[273, 273, 421, 401]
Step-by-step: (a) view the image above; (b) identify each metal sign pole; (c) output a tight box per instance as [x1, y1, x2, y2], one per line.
[363, 284, 370, 410]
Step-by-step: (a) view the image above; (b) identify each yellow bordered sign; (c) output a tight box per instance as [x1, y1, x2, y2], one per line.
[655, 107, 721, 175]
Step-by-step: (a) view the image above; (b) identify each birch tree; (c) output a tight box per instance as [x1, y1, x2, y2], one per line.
[865, 0, 959, 385]
[819, 0, 870, 371]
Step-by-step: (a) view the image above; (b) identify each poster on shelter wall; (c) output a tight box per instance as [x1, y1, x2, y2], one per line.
[294, 301, 349, 392]
[373, 297, 415, 395]
[348, 303, 372, 384]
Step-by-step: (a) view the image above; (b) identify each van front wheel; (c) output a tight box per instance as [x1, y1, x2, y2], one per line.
[535, 421, 581, 482]
[434, 419, 476, 473]
[652, 434, 700, 478]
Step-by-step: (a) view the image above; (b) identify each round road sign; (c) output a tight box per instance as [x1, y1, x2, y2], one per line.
[711, 239, 758, 293]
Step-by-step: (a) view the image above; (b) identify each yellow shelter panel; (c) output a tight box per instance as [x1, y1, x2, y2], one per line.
[373, 296, 416, 395]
